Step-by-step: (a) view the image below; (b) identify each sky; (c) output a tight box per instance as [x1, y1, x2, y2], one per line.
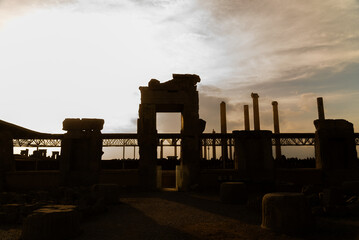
[1, 0, 359, 158]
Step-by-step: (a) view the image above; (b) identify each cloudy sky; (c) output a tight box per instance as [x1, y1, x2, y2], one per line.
[1, 0, 359, 156]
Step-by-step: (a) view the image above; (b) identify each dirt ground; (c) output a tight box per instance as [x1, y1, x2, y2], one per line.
[77, 191, 359, 240]
[1, 191, 359, 240]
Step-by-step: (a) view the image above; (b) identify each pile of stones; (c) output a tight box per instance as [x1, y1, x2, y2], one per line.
[0, 183, 119, 240]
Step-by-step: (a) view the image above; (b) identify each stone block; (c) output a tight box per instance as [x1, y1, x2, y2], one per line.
[22, 205, 81, 240]
[261, 193, 314, 234]
[220, 182, 247, 204]
[63, 118, 104, 131]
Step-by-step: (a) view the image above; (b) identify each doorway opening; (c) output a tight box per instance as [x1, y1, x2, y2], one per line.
[156, 113, 181, 190]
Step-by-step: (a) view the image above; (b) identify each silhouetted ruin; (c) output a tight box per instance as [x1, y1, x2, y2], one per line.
[0, 74, 359, 238]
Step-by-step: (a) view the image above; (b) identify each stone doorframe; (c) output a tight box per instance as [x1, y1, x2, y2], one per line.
[137, 74, 205, 191]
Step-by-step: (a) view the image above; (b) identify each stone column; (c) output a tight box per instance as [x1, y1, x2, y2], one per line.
[317, 97, 325, 120]
[251, 93, 260, 130]
[233, 130, 274, 182]
[220, 102, 227, 134]
[180, 103, 200, 191]
[314, 119, 358, 185]
[244, 105, 250, 131]
[272, 101, 282, 159]
[138, 104, 158, 190]
[60, 118, 104, 186]
[220, 101, 228, 167]
[315, 119, 357, 169]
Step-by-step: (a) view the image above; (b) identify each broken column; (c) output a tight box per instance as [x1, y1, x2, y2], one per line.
[232, 130, 274, 182]
[314, 119, 358, 184]
[220, 101, 228, 167]
[317, 97, 325, 120]
[60, 118, 104, 186]
[244, 105, 250, 131]
[272, 101, 282, 159]
[251, 93, 260, 130]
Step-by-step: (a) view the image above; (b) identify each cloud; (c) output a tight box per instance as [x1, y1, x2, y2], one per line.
[198, 0, 359, 87]
[1, 0, 359, 141]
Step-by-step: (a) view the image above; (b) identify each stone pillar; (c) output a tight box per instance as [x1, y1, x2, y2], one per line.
[180, 103, 200, 191]
[251, 93, 260, 130]
[244, 105, 250, 131]
[317, 97, 325, 120]
[138, 104, 158, 190]
[220, 101, 228, 167]
[314, 119, 357, 171]
[0, 131, 14, 190]
[60, 118, 104, 186]
[272, 101, 282, 159]
[233, 130, 274, 182]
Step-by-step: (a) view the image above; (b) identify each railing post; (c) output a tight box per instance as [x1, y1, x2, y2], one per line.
[212, 130, 216, 160]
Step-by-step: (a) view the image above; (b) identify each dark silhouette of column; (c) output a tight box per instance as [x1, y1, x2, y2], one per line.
[314, 119, 358, 184]
[220, 102, 227, 134]
[60, 118, 104, 186]
[317, 97, 325, 120]
[251, 93, 260, 130]
[272, 101, 282, 159]
[220, 101, 228, 167]
[233, 130, 274, 181]
[244, 105, 250, 131]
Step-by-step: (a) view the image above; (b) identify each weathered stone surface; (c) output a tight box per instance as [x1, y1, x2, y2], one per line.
[22, 205, 81, 240]
[261, 193, 314, 234]
[220, 182, 247, 204]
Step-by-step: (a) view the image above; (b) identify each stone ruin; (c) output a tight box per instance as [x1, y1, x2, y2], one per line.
[138, 74, 205, 191]
[0, 74, 358, 237]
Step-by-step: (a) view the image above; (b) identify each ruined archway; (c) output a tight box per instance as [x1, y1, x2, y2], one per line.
[137, 74, 204, 191]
